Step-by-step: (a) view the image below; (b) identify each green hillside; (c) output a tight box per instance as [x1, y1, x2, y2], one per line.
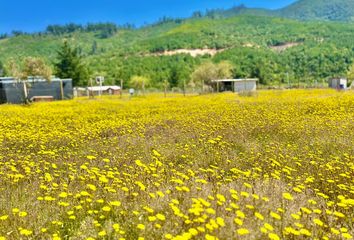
[277, 0, 354, 21]
[196, 0, 354, 22]
[0, 5, 354, 88]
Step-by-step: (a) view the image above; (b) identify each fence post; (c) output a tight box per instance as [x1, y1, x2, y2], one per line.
[120, 79, 123, 99]
[23, 81, 28, 103]
[60, 80, 64, 100]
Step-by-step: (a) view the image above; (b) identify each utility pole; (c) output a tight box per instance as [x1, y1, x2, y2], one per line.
[96, 76, 104, 97]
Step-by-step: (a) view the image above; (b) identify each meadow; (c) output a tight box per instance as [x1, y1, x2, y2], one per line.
[0, 90, 353, 240]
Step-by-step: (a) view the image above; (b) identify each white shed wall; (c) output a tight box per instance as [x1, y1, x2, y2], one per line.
[234, 81, 257, 92]
[340, 79, 347, 89]
[329, 79, 347, 89]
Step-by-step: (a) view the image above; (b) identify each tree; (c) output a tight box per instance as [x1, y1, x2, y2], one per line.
[11, 30, 26, 37]
[5, 58, 22, 80]
[192, 11, 203, 18]
[91, 41, 98, 55]
[0, 33, 7, 39]
[191, 62, 218, 88]
[130, 75, 150, 94]
[163, 79, 169, 97]
[22, 57, 52, 80]
[54, 41, 89, 86]
[21, 57, 52, 102]
[216, 61, 233, 79]
[5, 57, 52, 103]
[191, 61, 234, 92]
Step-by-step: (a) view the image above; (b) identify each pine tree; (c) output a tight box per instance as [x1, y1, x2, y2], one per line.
[91, 41, 98, 55]
[54, 41, 89, 86]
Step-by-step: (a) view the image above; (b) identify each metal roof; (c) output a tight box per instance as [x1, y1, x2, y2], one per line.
[212, 78, 259, 83]
[87, 86, 121, 91]
[0, 77, 72, 84]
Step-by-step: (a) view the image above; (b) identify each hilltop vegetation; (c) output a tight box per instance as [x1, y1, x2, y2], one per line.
[1, 1, 354, 88]
[205, 0, 354, 22]
[277, 0, 354, 21]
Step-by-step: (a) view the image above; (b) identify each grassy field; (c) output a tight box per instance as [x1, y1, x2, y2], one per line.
[0, 90, 354, 240]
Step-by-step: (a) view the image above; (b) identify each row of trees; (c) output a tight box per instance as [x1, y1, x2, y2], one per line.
[0, 23, 123, 40]
[90, 45, 354, 90]
[46, 23, 119, 38]
[124, 61, 232, 92]
[190, 5, 249, 20]
[1, 41, 354, 91]
[0, 5, 250, 40]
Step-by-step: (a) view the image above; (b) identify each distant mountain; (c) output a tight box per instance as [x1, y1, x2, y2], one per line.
[277, 0, 354, 21]
[212, 0, 354, 22]
[203, 5, 274, 19]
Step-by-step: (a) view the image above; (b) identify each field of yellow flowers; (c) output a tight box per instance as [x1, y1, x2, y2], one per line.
[0, 90, 354, 240]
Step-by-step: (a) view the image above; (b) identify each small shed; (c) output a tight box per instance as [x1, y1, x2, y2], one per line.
[212, 78, 258, 92]
[73, 87, 88, 97]
[87, 86, 121, 96]
[0, 77, 73, 104]
[328, 78, 347, 90]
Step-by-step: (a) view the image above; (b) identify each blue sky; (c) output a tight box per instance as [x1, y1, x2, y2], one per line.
[0, 0, 296, 33]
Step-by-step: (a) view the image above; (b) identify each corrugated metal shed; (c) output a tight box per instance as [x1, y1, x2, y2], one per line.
[0, 77, 73, 104]
[212, 79, 258, 92]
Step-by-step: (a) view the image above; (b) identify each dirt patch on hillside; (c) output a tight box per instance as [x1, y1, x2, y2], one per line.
[242, 43, 260, 48]
[146, 44, 262, 57]
[151, 48, 225, 57]
[269, 42, 302, 52]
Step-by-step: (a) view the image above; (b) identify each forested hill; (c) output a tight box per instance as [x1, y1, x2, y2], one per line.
[277, 0, 354, 21]
[196, 0, 354, 22]
[0, 2, 354, 87]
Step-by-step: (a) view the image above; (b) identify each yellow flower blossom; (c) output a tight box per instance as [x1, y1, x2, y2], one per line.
[237, 228, 250, 235]
[137, 224, 145, 230]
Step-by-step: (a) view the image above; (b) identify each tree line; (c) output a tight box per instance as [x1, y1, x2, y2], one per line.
[0, 22, 135, 40]
[1, 41, 354, 91]
[45, 23, 120, 38]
